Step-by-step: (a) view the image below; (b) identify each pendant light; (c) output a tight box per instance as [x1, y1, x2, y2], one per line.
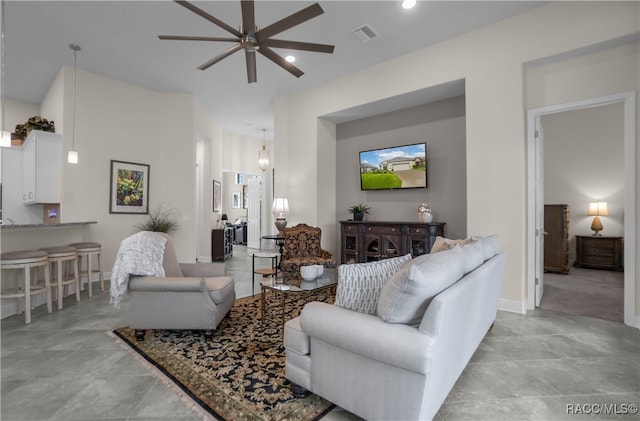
[258, 129, 269, 171]
[67, 43, 81, 164]
[0, 0, 11, 147]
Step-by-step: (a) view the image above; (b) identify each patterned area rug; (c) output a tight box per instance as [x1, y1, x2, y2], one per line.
[112, 293, 335, 421]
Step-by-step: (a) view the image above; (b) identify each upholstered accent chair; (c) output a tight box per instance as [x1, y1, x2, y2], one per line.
[126, 232, 235, 340]
[280, 223, 334, 277]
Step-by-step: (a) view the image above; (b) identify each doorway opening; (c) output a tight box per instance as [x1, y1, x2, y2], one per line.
[526, 91, 637, 328]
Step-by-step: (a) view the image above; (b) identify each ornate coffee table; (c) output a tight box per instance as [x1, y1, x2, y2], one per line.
[260, 269, 337, 327]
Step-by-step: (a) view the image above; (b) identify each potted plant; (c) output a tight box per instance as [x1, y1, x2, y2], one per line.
[348, 203, 371, 221]
[135, 204, 180, 234]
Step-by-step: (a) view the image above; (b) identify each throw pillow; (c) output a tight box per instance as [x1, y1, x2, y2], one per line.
[471, 235, 499, 260]
[377, 246, 465, 325]
[460, 240, 485, 274]
[335, 254, 412, 315]
[430, 236, 474, 253]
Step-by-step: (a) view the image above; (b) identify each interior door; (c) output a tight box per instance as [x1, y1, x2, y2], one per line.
[247, 176, 262, 249]
[534, 117, 545, 306]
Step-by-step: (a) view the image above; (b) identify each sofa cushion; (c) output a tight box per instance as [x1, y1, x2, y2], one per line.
[460, 241, 485, 274]
[160, 233, 183, 277]
[377, 246, 465, 325]
[204, 276, 235, 304]
[471, 235, 499, 260]
[284, 317, 310, 355]
[335, 254, 412, 315]
[430, 236, 473, 253]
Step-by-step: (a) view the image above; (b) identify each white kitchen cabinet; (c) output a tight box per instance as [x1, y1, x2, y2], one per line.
[22, 130, 62, 204]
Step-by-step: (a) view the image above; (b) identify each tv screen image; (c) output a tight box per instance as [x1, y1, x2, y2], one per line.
[359, 143, 427, 190]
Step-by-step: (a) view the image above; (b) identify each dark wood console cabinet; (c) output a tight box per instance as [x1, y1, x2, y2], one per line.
[212, 227, 233, 261]
[574, 235, 623, 271]
[340, 221, 445, 264]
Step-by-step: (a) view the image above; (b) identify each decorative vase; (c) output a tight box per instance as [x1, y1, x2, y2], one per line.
[418, 203, 433, 223]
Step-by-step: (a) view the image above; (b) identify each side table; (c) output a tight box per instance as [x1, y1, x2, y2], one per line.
[260, 269, 337, 327]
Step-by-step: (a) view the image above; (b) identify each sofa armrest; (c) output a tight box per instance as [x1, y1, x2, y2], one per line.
[300, 302, 435, 374]
[180, 262, 225, 278]
[129, 276, 204, 292]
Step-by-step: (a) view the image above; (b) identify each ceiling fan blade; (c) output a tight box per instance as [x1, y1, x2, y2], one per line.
[198, 43, 243, 71]
[174, 0, 243, 38]
[159, 35, 238, 42]
[241, 0, 255, 34]
[246, 51, 257, 83]
[262, 39, 334, 54]
[258, 46, 304, 78]
[256, 3, 324, 40]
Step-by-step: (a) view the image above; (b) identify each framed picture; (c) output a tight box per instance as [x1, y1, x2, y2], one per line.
[232, 191, 241, 209]
[242, 184, 248, 209]
[213, 179, 221, 212]
[110, 160, 149, 214]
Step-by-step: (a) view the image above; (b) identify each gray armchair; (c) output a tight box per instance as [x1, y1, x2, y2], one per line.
[127, 232, 235, 340]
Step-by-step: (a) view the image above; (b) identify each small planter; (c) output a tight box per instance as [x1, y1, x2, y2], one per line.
[353, 212, 364, 221]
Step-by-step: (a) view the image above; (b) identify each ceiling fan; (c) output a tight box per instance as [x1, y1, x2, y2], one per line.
[159, 0, 335, 83]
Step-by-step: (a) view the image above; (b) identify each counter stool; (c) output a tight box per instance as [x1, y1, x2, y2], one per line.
[0, 250, 52, 324]
[39, 246, 80, 310]
[252, 252, 279, 296]
[69, 242, 103, 297]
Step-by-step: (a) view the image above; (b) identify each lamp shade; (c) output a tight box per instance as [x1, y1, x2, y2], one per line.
[221, 214, 228, 221]
[258, 144, 269, 171]
[272, 198, 289, 215]
[588, 201, 609, 216]
[0, 131, 11, 148]
[67, 150, 78, 164]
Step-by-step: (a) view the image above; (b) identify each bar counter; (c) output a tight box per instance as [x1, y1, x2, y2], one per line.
[1, 221, 97, 230]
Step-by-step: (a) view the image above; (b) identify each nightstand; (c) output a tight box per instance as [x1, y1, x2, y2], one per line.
[574, 235, 623, 271]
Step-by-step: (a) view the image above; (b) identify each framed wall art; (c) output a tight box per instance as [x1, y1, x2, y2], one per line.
[232, 191, 241, 209]
[109, 160, 149, 214]
[213, 179, 222, 212]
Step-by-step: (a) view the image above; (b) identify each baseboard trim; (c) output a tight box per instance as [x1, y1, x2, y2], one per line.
[498, 298, 526, 314]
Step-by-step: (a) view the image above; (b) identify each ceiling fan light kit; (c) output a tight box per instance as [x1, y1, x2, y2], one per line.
[159, 0, 335, 83]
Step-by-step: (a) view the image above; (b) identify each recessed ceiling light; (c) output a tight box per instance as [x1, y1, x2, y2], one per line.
[285, 55, 296, 63]
[402, 0, 416, 10]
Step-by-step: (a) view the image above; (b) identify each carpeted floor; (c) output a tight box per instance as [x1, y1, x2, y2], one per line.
[112, 294, 335, 421]
[541, 266, 624, 322]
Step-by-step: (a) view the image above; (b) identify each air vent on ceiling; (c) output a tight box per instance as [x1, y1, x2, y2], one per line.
[351, 24, 380, 43]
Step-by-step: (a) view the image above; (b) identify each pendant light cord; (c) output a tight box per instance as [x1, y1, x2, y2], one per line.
[71, 44, 79, 152]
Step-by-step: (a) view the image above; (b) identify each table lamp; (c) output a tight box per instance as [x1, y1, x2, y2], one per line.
[588, 201, 608, 236]
[272, 198, 289, 233]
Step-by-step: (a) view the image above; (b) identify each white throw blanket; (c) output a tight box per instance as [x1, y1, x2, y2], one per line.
[110, 231, 167, 308]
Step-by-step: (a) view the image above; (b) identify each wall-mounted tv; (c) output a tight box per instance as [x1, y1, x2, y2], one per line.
[359, 142, 427, 190]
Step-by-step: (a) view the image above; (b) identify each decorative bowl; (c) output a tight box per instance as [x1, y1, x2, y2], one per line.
[300, 265, 317, 280]
[314, 264, 324, 276]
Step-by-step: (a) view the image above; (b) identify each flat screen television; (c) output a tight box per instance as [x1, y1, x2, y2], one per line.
[359, 142, 427, 190]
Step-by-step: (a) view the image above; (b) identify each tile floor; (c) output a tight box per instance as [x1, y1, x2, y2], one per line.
[2, 245, 639, 420]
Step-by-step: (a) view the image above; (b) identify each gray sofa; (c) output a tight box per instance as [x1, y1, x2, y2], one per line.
[284, 236, 505, 421]
[127, 233, 235, 340]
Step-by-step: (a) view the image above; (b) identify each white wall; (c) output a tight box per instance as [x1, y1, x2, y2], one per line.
[3, 98, 40, 131]
[274, 2, 639, 309]
[543, 103, 625, 262]
[3, 67, 198, 275]
[525, 39, 639, 314]
[335, 96, 467, 241]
